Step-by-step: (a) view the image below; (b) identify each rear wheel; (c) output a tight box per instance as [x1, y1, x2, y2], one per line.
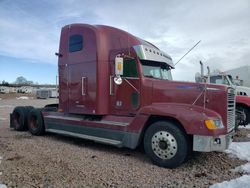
[28, 108, 45, 136]
[144, 121, 189, 168]
[12, 106, 35, 131]
[12, 106, 27, 131]
[25, 106, 34, 114]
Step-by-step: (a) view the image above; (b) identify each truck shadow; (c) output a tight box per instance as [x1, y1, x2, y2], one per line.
[10, 130, 225, 169]
[44, 132, 151, 163]
[43, 132, 212, 169]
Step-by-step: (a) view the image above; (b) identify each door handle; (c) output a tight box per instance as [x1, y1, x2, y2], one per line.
[110, 76, 114, 95]
[82, 77, 87, 95]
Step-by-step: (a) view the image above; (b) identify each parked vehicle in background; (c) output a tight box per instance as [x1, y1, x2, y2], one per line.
[17, 86, 33, 94]
[10, 24, 234, 168]
[236, 96, 250, 125]
[0, 86, 10, 94]
[196, 61, 250, 125]
[225, 65, 250, 88]
[205, 70, 250, 97]
[36, 88, 58, 99]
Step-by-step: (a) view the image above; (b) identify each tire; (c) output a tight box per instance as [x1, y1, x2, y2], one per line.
[27, 108, 45, 136]
[144, 121, 189, 168]
[25, 106, 34, 113]
[237, 106, 250, 125]
[246, 109, 250, 125]
[12, 106, 27, 131]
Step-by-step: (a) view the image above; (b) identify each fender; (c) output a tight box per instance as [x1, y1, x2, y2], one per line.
[139, 103, 227, 136]
[236, 96, 250, 107]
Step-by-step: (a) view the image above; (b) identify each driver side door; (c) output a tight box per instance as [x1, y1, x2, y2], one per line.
[110, 57, 140, 116]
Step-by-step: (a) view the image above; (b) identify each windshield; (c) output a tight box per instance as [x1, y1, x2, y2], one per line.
[210, 75, 230, 85]
[141, 60, 172, 80]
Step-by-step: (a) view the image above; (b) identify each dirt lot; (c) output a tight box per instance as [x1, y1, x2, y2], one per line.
[0, 97, 250, 187]
[0, 93, 36, 100]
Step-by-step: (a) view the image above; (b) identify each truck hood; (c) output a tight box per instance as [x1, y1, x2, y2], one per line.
[149, 79, 230, 128]
[151, 80, 228, 105]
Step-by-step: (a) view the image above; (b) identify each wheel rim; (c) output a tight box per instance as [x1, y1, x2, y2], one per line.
[14, 112, 21, 127]
[151, 131, 178, 160]
[30, 115, 38, 130]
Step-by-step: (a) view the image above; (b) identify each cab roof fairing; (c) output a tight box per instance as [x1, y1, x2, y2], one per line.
[133, 45, 175, 69]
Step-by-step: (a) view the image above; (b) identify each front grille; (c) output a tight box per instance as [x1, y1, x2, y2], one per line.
[227, 88, 235, 132]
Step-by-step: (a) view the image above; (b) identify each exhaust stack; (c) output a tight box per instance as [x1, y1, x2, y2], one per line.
[207, 66, 210, 83]
[200, 61, 204, 78]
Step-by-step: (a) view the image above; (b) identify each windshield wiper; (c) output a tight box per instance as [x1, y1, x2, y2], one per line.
[144, 75, 161, 80]
[144, 75, 154, 78]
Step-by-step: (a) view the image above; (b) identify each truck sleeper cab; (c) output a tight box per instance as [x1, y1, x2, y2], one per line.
[10, 24, 234, 168]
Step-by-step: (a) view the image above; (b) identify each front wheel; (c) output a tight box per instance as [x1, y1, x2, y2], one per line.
[144, 121, 189, 168]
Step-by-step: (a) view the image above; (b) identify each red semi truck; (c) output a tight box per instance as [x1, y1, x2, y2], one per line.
[10, 24, 235, 168]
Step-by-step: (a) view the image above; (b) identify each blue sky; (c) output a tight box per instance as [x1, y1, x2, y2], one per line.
[0, 0, 250, 84]
[0, 55, 57, 84]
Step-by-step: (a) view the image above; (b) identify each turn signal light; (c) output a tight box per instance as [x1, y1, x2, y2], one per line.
[205, 120, 217, 130]
[205, 119, 224, 130]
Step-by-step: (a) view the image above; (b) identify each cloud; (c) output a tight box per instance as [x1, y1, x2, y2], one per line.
[0, 1, 59, 64]
[0, 0, 103, 64]
[0, 0, 249, 81]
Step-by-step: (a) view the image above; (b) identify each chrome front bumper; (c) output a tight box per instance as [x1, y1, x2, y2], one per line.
[193, 131, 234, 152]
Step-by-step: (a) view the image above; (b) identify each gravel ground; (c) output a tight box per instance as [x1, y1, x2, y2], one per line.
[0, 98, 249, 187]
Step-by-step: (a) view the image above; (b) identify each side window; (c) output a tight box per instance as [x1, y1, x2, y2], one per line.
[69, 35, 83, 52]
[123, 58, 138, 78]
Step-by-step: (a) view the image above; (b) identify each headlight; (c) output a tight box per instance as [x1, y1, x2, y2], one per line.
[205, 119, 224, 130]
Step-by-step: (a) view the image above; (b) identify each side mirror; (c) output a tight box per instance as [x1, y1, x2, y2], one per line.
[114, 76, 122, 85]
[115, 56, 124, 76]
[114, 56, 124, 85]
[55, 52, 63, 57]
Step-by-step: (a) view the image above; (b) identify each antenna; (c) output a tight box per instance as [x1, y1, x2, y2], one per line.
[128, 34, 131, 56]
[127, 24, 131, 56]
[200, 61, 204, 78]
[174, 40, 201, 66]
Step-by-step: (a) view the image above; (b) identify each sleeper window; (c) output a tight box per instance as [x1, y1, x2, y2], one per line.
[69, 35, 83, 52]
